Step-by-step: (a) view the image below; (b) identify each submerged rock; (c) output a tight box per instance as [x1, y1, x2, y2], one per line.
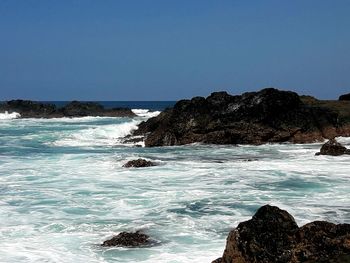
[123, 158, 156, 168]
[133, 88, 347, 147]
[213, 205, 350, 263]
[0, 100, 135, 118]
[102, 231, 151, 247]
[316, 139, 350, 156]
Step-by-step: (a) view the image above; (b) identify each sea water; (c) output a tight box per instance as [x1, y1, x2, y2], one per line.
[0, 105, 349, 263]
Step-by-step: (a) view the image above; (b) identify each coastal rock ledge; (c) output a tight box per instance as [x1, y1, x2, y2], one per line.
[0, 100, 135, 118]
[133, 88, 350, 146]
[213, 205, 350, 263]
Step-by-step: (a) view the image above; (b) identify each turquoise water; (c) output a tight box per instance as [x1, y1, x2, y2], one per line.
[0, 112, 349, 262]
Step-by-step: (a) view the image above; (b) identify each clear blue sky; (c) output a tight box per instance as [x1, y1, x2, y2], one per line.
[0, 0, 349, 100]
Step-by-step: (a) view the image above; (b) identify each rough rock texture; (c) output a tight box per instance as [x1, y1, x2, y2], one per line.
[123, 158, 156, 168]
[316, 139, 350, 156]
[339, 93, 350, 101]
[134, 88, 349, 147]
[0, 100, 135, 118]
[101, 231, 151, 247]
[213, 205, 350, 263]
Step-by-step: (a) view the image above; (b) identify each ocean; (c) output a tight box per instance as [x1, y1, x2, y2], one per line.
[0, 102, 349, 263]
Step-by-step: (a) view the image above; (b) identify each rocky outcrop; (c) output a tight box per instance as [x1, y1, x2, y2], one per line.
[339, 93, 350, 101]
[102, 231, 152, 247]
[316, 139, 350, 156]
[213, 205, 350, 263]
[0, 100, 57, 118]
[134, 88, 348, 146]
[123, 158, 156, 168]
[0, 100, 135, 118]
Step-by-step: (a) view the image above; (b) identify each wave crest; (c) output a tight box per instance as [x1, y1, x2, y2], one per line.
[50, 120, 140, 147]
[0, 111, 21, 120]
[132, 109, 161, 118]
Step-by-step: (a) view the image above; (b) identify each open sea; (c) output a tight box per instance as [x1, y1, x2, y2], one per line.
[0, 101, 349, 263]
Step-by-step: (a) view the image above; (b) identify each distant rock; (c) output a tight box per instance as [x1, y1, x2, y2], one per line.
[339, 93, 350, 101]
[123, 158, 156, 168]
[102, 231, 152, 247]
[134, 88, 346, 146]
[316, 139, 350, 156]
[213, 205, 350, 263]
[0, 100, 136, 118]
[0, 100, 57, 118]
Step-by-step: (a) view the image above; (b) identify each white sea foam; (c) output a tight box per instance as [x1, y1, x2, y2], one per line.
[0, 116, 350, 263]
[51, 120, 140, 147]
[132, 109, 161, 118]
[0, 111, 21, 119]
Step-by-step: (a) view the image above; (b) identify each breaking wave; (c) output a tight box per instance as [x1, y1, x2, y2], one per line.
[0, 111, 21, 120]
[132, 109, 161, 118]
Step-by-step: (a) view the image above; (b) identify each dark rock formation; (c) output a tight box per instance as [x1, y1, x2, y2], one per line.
[316, 139, 350, 156]
[134, 88, 347, 146]
[213, 205, 350, 263]
[0, 100, 57, 118]
[101, 231, 152, 247]
[339, 93, 350, 101]
[0, 100, 135, 118]
[57, 101, 135, 117]
[123, 158, 156, 168]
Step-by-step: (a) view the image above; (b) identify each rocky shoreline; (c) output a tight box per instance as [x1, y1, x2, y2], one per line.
[133, 88, 350, 147]
[0, 100, 135, 118]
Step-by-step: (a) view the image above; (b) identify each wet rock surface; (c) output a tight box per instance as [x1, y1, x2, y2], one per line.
[0, 100, 135, 118]
[101, 231, 152, 247]
[213, 205, 350, 263]
[134, 88, 347, 147]
[123, 158, 156, 168]
[316, 139, 350, 156]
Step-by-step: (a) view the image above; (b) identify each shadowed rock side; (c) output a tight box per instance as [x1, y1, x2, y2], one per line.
[123, 158, 156, 168]
[316, 139, 350, 156]
[134, 88, 350, 147]
[0, 100, 135, 118]
[102, 231, 152, 247]
[213, 205, 350, 263]
[339, 93, 350, 101]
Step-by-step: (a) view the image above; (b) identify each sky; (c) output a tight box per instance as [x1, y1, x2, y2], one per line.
[0, 0, 349, 101]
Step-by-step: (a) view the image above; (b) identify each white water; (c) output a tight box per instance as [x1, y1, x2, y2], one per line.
[132, 109, 161, 118]
[0, 111, 21, 119]
[0, 114, 349, 263]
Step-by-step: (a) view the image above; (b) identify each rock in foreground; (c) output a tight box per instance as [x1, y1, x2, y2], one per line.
[316, 139, 350, 156]
[123, 158, 156, 168]
[134, 88, 350, 147]
[102, 231, 151, 247]
[213, 205, 350, 263]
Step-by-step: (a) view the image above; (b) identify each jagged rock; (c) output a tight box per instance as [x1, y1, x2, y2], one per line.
[316, 139, 350, 156]
[339, 93, 350, 101]
[134, 88, 344, 147]
[101, 231, 151, 247]
[123, 158, 156, 168]
[0, 100, 135, 118]
[213, 205, 350, 263]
